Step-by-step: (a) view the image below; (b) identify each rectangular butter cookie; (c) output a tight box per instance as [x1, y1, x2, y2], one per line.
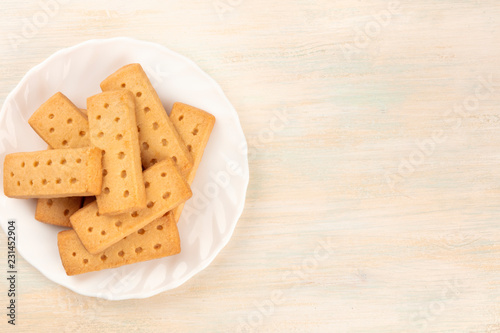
[35, 145, 83, 227]
[87, 90, 146, 215]
[169, 103, 215, 222]
[58, 212, 180, 275]
[100, 64, 193, 172]
[35, 197, 83, 227]
[3, 147, 102, 198]
[28, 92, 90, 149]
[70, 158, 191, 254]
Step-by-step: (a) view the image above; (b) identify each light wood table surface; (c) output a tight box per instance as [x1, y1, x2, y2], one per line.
[1, 1, 500, 332]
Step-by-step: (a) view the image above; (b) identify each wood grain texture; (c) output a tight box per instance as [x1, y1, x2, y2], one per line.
[1, 0, 500, 332]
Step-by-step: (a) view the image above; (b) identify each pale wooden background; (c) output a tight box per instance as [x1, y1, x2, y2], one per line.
[1, 0, 500, 332]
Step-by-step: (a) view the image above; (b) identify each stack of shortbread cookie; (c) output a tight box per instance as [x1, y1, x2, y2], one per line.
[3, 64, 215, 275]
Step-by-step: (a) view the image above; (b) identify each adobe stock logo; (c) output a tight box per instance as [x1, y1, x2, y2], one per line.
[8, 0, 71, 50]
[181, 154, 244, 222]
[409, 278, 469, 331]
[385, 74, 496, 193]
[338, 1, 401, 61]
[213, 0, 243, 21]
[236, 237, 334, 332]
[239, 109, 290, 161]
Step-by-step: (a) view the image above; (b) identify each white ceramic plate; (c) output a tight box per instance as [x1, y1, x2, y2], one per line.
[0, 38, 249, 300]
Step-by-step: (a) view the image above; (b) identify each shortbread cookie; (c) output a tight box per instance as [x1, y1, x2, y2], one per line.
[3, 147, 102, 198]
[70, 158, 191, 254]
[87, 90, 146, 215]
[169, 103, 215, 222]
[28, 92, 90, 149]
[35, 197, 83, 227]
[58, 212, 180, 275]
[35, 144, 84, 226]
[100, 64, 193, 172]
